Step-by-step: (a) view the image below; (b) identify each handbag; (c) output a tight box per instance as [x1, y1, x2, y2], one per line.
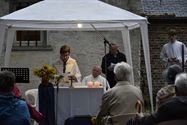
[27, 103, 44, 122]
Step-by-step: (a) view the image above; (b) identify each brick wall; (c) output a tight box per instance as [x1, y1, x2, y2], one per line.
[141, 20, 187, 108]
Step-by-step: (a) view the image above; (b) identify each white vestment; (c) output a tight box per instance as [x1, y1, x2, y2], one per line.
[160, 40, 187, 67]
[82, 75, 110, 92]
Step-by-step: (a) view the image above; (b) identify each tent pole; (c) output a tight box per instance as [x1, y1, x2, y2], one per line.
[4, 27, 15, 67]
[0, 24, 7, 65]
[121, 28, 134, 85]
[140, 22, 154, 113]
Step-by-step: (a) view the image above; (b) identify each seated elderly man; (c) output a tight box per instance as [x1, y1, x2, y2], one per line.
[82, 65, 110, 91]
[156, 64, 183, 109]
[133, 73, 187, 125]
[0, 71, 31, 125]
[96, 62, 143, 125]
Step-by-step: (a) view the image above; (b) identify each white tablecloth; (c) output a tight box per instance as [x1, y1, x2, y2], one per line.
[54, 87, 104, 125]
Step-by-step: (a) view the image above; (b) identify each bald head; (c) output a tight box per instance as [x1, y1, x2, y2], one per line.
[109, 43, 118, 55]
[92, 65, 102, 78]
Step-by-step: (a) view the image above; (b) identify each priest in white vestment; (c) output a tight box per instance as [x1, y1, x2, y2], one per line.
[160, 29, 187, 67]
[52, 45, 81, 84]
[82, 65, 110, 91]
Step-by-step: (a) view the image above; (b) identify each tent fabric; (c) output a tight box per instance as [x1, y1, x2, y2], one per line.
[0, 0, 145, 22]
[0, 0, 153, 112]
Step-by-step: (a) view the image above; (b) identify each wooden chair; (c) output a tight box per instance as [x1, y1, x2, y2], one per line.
[109, 113, 136, 125]
[102, 100, 143, 125]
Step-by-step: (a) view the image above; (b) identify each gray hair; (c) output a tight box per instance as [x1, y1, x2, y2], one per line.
[0, 71, 15, 92]
[162, 64, 182, 84]
[114, 62, 132, 81]
[175, 73, 187, 95]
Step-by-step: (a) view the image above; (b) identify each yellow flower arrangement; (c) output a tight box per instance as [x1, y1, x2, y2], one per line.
[33, 64, 57, 84]
[91, 116, 96, 125]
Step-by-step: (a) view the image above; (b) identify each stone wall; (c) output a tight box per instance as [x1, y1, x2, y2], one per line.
[7, 30, 141, 95]
[0, 0, 9, 16]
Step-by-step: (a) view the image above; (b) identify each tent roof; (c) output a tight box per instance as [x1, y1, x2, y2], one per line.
[0, 0, 146, 24]
[0, 0, 153, 112]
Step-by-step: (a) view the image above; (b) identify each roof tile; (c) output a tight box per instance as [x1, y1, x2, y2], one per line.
[141, 0, 187, 17]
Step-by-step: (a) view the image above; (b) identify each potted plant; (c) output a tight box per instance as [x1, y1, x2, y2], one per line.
[33, 64, 56, 125]
[33, 64, 56, 85]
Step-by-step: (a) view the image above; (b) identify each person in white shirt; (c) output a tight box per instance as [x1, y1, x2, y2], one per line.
[82, 65, 110, 91]
[52, 45, 81, 83]
[160, 29, 187, 67]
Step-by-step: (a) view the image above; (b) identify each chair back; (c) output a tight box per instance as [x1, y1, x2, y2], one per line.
[156, 120, 187, 125]
[110, 113, 136, 125]
[101, 99, 143, 125]
[25, 89, 38, 107]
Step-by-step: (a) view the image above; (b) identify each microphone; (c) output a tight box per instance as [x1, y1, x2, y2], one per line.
[54, 74, 64, 78]
[104, 38, 111, 47]
[54, 74, 64, 85]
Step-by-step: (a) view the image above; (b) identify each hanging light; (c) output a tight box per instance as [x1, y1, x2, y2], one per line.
[77, 23, 83, 28]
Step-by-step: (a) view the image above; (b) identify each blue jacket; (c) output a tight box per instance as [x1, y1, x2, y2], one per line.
[0, 92, 31, 125]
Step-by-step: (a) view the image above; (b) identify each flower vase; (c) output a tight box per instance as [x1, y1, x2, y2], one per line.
[38, 82, 55, 125]
[41, 78, 49, 86]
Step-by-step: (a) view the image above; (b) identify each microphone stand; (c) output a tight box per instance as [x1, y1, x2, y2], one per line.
[55, 77, 59, 125]
[90, 24, 111, 89]
[182, 44, 184, 72]
[104, 38, 111, 89]
[54, 75, 63, 125]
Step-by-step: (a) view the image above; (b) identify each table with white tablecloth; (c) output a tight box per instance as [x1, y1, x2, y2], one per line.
[54, 87, 104, 125]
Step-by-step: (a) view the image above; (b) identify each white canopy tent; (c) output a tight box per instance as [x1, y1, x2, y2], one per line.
[0, 0, 153, 111]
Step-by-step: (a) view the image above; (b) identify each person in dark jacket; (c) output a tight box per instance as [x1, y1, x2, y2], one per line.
[133, 73, 187, 125]
[0, 71, 31, 125]
[101, 42, 126, 88]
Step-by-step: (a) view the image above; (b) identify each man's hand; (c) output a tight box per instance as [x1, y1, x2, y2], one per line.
[168, 57, 179, 63]
[108, 63, 115, 71]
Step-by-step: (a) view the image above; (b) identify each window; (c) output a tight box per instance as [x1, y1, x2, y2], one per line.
[13, 31, 52, 51]
[9, 0, 52, 51]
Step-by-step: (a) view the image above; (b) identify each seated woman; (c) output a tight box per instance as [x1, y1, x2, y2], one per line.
[0, 71, 31, 125]
[156, 64, 182, 109]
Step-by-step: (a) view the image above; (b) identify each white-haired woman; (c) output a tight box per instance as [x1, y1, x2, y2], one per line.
[96, 62, 143, 125]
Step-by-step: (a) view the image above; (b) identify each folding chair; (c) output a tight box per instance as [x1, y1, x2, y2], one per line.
[102, 100, 143, 125]
[109, 113, 136, 125]
[25, 89, 38, 108]
[25, 89, 38, 125]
